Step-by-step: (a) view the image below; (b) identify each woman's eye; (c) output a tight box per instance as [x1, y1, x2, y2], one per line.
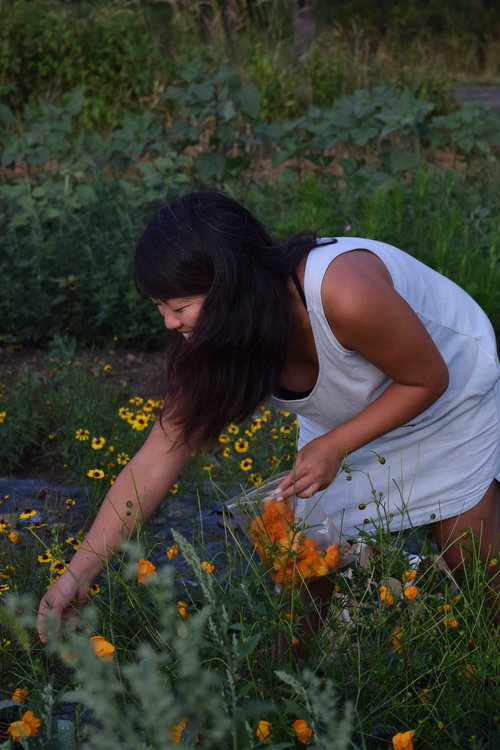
[173, 307, 185, 314]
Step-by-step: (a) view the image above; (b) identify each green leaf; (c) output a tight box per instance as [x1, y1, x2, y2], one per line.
[195, 152, 225, 181]
[233, 83, 261, 120]
[388, 147, 420, 173]
[0, 103, 16, 126]
[63, 89, 84, 116]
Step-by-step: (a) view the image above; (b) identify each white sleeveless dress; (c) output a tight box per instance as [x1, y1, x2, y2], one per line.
[270, 238, 500, 538]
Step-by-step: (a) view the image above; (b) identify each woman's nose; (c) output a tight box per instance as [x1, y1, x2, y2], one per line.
[161, 308, 181, 330]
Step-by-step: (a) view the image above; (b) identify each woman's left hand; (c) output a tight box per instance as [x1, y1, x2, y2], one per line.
[274, 434, 344, 499]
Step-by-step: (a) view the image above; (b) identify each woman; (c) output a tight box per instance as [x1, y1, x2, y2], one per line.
[37, 189, 499, 639]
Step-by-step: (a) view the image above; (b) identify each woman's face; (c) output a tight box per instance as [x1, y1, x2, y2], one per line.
[152, 295, 206, 340]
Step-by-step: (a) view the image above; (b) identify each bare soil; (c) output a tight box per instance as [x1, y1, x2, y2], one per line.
[0, 346, 167, 399]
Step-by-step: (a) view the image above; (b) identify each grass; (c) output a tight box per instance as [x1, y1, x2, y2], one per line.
[0, 363, 498, 749]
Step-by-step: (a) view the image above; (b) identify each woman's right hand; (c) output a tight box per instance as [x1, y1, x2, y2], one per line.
[37, 569, 91, 644]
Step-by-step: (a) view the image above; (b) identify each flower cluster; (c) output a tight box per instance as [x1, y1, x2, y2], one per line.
[249, 497, 339, 588]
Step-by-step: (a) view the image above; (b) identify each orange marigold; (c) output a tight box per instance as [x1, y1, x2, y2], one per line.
[136, 558, 157, 583]
[249, 498, 339, 588]
[7, 710, 41, 740]
[201, 561, 215, 574]
[90, 635, 115, 660]
[11, 688, 29, 704]
[392, 729, 415, 750]
[379, 585, 394, 606]
[177, 601, 189, 619]
[404, 585, 419, 600]
[167, 544, 179, 560]
[256, 719, 272, 742]
[292, 719, 313, 745]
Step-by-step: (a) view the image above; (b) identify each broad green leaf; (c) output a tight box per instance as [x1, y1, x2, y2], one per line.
[389, 147, 420, 173]
[195, 152, 225, 181]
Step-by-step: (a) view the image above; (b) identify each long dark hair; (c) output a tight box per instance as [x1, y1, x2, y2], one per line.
[133, 189, 318, 446]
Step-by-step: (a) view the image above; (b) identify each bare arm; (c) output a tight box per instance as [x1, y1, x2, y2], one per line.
[277, 251, 449, 499]
[37, 418, 191, 640]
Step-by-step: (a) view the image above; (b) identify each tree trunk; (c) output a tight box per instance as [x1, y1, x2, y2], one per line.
[289, 0, 319, 61]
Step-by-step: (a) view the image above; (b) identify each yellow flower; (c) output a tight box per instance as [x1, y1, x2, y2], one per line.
[201, 561, 214, 574]
[222, 447, 231, 457]
[170, 718, 188, 744]
[130, 415, 149, 431]
[404, 585, 418, 600]
[250, 472, 263, 485]
[50, 560, 67, 575]
[19, 508, 37, 519]
[136, 558, 157, 583]
[402, 569, 417, 582]
[256, 719, 271, 742]
[65, 497, 76, 508]
[75, 428, 90, 441]
[177, 601, 189, 619]
[203, 463, 213, 472]
[218, 433, 230, 443]
[90, 635, 115, 660]
[11, 688, 29, 704]
[103, 364, 112, 372]
[7, 711, 41, 740]
[0, 519, 12, 533]
[392, 730, 415, 750]
[228, 423, 239, 434]
[87, 469, 105, 479]
[91, 436, 106, 450]
[292, 719, 313, 745]
[234, 438, 249, 453]
[38, 550, 52, 563]
[169, 483, 179, 495]
[89, 583, 101, 595]
[167, 544, 179, 560]
[116, 452, 130, 466]
[8, 531, 22, 544]
[129, 396, 143, 405]
[379, 585, 394, 606]
[66, 537, 81, 550]
[240, 458, 253, 471]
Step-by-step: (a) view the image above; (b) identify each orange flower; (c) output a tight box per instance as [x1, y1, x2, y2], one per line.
[379, 585, 394, 606]
[402, 570, 417, 582]
[392, 729, 415, 750]
[11, 688, 29, 703]
[201, 561, 214, 574]
[167, 544, 179, 560]
[256, 719, 272, 742]
[7, 710, 41, 740]
[249, 498, 339, 588]
[404, 585, 418, 600]
[8, 531, 22, 544]
[136, 558, 157, 583]
[90, 635, 115, 660]
[442, 617, 459, 628]
[177, 601, 189, 619]
[391, 627, 405, 653]
[170, 718, 188, 743]
[292, 719, 313, 745]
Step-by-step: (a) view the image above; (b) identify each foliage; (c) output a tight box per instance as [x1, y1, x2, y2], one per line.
[0, 483, 498, 748]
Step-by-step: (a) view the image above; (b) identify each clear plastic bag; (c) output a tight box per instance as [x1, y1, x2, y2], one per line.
[227, 471, 354, 588]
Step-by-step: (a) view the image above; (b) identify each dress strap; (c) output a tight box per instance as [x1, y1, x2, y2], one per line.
[291, 270, 307, 310]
